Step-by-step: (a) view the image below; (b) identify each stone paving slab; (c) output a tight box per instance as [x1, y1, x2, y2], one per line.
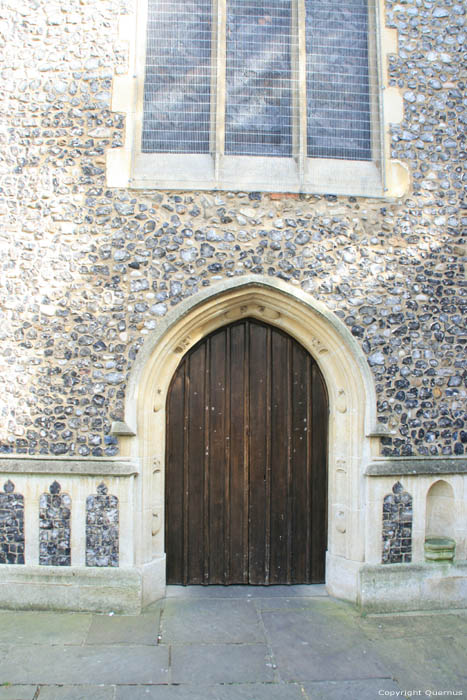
[262, 609, 390, 682]
[86, 610, 161, 646]
[252, 595, 333, 612]
[274, 644, 390, 683]
[371, 635, 467, 693]
[259, 595, 362, 624]
[303, 679, 402, 699]
[261, 597, 362, 649]
[359, 610, 467, 640]
[160, 599, 265, 644]
[37, 687, 115, 700]
[115, 682, 306, 700]
[455, 633, 467, 655]
[1, 645, 169, 685]
[292, 596, 362, 621]
[0, 687, 38, 700]
[0, 612, 91, 646]
[170, 644, 275, 685]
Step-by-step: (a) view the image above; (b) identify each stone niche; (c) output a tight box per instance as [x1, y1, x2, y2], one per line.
[425, 480, 456, 562]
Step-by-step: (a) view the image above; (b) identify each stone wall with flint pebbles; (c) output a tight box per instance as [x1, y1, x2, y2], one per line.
[0, 0, 465, 459]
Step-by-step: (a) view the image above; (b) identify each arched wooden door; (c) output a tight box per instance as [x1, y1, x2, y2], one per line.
[165, 318, 328, 585]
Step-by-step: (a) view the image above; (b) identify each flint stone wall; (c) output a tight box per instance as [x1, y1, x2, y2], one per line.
[0, 0, 465, 459]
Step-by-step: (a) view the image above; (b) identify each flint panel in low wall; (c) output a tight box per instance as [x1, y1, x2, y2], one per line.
[382, 481, 413, 564]
[0, 480, 25, 565]
[86, 483, 119, 567]
[39, 481, 72, 567]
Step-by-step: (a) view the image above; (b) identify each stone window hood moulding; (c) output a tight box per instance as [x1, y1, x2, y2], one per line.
[107, 0, 410, 198]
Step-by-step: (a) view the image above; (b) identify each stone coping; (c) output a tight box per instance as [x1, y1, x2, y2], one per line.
[0, 456, 139, 477]
[366, 457, 467, 477]
[2, 456, 466, 478]
[361, 560, 467, 574]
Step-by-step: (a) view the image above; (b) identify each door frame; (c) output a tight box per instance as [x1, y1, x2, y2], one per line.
[116, 276, 378, 604]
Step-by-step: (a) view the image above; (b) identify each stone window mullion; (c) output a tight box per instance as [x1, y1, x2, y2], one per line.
[213, 0, 227, 180]
[293, 0, 308, 185]
[368, 0, 385, 183]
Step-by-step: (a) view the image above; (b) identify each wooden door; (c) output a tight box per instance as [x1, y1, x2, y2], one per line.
[165, 318, 328, 585]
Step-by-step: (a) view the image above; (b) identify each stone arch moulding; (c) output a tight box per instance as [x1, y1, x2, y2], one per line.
[116, 276, 379, 605]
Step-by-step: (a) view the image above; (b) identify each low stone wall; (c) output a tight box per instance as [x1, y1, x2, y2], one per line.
[359, 562, 467, 613]
[0, 455, 465, 613]
[0, 561, 165, 614]
[0, 458, 167, 613]
[0, 458, 137, 571]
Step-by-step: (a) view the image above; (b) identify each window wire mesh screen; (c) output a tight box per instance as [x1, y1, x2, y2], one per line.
[141, 0, 374, 163]
[225, 0, 294, 157]
[142, 0, 212, 154]
[306, 0, 372, 161]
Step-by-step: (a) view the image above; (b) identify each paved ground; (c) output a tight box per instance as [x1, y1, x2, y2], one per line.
[0, 585, 466, 700]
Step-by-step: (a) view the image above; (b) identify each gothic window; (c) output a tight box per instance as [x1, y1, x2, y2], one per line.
[132, 0, 382, 194]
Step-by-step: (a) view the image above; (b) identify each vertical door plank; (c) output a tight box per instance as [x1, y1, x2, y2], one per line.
[165, 368, 186, 584]
[229, 322, 248, 582]
[305, 355, 313, 582]
[290, 343, 311, 583]
[264, 325, 272, 584]
[203, 339, 211, 582]
[185, 345, 207, 583]
[269, 327, 290, 583]
[224, 326, 232, 584]
[247, 322, 268, 584]
[207, 329, 227, 583]
[285, 336, 294, 583]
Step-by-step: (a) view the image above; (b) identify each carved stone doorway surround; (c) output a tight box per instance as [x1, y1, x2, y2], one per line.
[115, 276, 378, 605]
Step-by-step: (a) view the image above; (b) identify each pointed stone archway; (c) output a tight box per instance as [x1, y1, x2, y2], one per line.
[116, 276, 378, 605]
